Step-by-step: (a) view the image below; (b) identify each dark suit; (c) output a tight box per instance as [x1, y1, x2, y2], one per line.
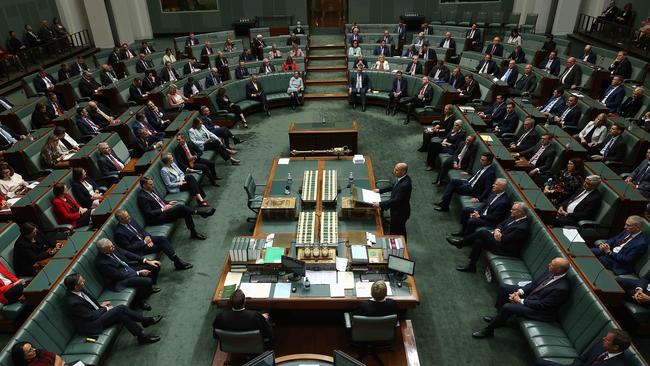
[79, 77, 102, 99]
[137, 189, 198, 231]
[539, 96, 565, 115]
[100, 70, 119, 86]
[183, 62, 202, 75]
[129, 84, 147, 103]
[0, 124, 20, 150]
[483, 102, 506, 123]
[70, 178, 100, 209]
[97, 152, 125, 184]
[173, 141, 217, 183]
[0, 97, 13, 113]
[558, 66, 582, 88]
[506, 128, 539, 152]
[465, 28, 481, 49]
[404, 62, 423, 75]
[160, 67, 180, 82]
[497, 67, 519, 87]
[437, 141, 477, 183]
[388, 77, 408, 109]
[88, 105, 113, 129]
[94, 247, 158, 304]
[204, 74, 222, 88]
[64, 289, 145, 336]
[427, 130, 466, 167]
[58, 69, 71, 82]
[33, 74, 57, 94]
[119, 48, 136, 60]
[245, 80, 269, 111]
[439, 164, 496, 208]
[628, 159, 650, 199]
[449, 73, 465, 90]
[609, 58, 632, 80]
[347, 34, 363, 45]
[76, 116, 102, 136]
[459, 192, 511, 235]
[595, 135, 625, 163]
[556, 106, 581, 132]
[212, 308, 273, 341]
[487, 271, 569, 330]
[234, 67, 249, 80]
[484, 43, 503, 57]
[618, 269, 650, 305]
[404, 84, 434, 120]
[508, 50, 526, 64]
[135, 59, 153, 74]
[31, 109, 51, 130]
[349, 72, 370, 109]
[475, 60, 498, 75]
[379, 175, 412, 239]
[539, 58, 560, 76]
[579, 52, 597, 64]
[107, 52, 122, 66]
[495, 112, 518, 136]
[132, 135, 160, 158]
[418, 48, 437, 63]
[144, 109, 167, 132]
[554, 189, 602, 227]
[600, 86, 626, 113]
[461, 216, 530, 267]
[355, 298, 399, 318]
[114, 219, 178, 260]
[438, 38, 457, 50]
[373, 45, 391, 57]
[257, 64, 276, 74]
[143, 77, 161, 92]
[460, 80, 481, 100]
[536, 342, 626, 366]
[13, 233, 56, 276]
[182, 82, 202, 99]
[429, 66, 450, 83]
[521, 142, 557, 178]
[618, 96, 643, 118]
[593, 231, 648, 275]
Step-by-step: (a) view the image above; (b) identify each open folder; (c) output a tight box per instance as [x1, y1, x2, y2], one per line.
[352, 187, 380, 206]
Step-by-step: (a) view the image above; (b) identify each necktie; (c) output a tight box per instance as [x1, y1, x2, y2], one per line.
[594, 352, 608, 363]
[444, 39, 450, 48]
[78, 292, 99, 310]
[480, 62, 489, 74]
[396, 80, 400, 92]
[169, 69, 176, 81]
[107, 154, 123, 169]
[0, 99, 11, 110]
[182, 144, 194, 168]
[149, 191, 166, 208]
[419, 85, 426, 97]
[456, 144, 468, 164]
[546, 59, 553, 70]
[142, 61, 148, 70]
[84, 118, 99, 133]
[127, 51, 133, 59]
[560, 107, 571, 119]
[469, 30, 475, 39]
[529, 145, 546, 166]
[489, 45, 495, 55]
[127, 223, 143, 240]
[111, 253, 136, 275]
[600, 137, 616, 156]
[266, 66, 271, 73]
[411, 64, 416, 75]
[467, 167, 485, 187]
[617, 233, 632, 245]
[43, 76, 53, 88]
[530, 275, 554, 294]
[542, 98, 558, 113]
[54, 103, 63, 116]
[583, 54, 589, 62]
[516, 130, 529, 146]
[482, 194, 500, 215]
[501, 69, 511, 81]
[434, 69, 441, 80]
[0, 128, 14, 145]
[636, 163, 650, 183]
[601, 87, 617, 104]
[356, 76, 362, 90]
[561, 67, 570, 84]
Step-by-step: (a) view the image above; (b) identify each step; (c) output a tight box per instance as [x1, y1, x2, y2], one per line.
[306, 65, 348, 72]
[308, 55, 346, 60]
[309, 44, 345, 50]
[304, 93, 348, 99]
[305, 78, 348, 85]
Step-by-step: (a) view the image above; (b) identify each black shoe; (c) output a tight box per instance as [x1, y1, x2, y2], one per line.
[431, 179, 440, 185]
[403, 119, 410, 125]
[196, 207, 216, 218]
[472, 328, 493, 338]
[266, 109, 271, 117]
[482, 316, 493, 323]
[140, 302, 152, 311]
[417, 147, 426, 152]
[142, 315, 163, 328]
[352, 104, 356, 109]
[174, 260, 193, 270]
[233, 137, 243, 144]
[138, 334, 161, 345]
[434, 205, 449, 212]
[446, 237, 463, 248]
[211, 181, 221, 187]
[456, 264, 476, 273]
[392, 108, 398, 116]
[191, 231, 207, 240]
[152, 287, 161, 294]
[362, 105, 366, 112]
[451, 231, 464, 237]
[230, 158, 241, 165]
[385, 108, 390, 115]
[215, 176, 224, 180]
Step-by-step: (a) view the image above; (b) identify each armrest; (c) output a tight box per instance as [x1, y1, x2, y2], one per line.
[126, 101, 137, 107]
[501, 133, 516, 139]
[103, 173, 120, 180]
[578, 220, 599, 229]
[604, 161, 625, 168]
[36, 169, 53, 177]
[79, 135, 94, 143]
[620, 173, 632, 179]
[344, 312, 352, 329]
[472, 99, 488, 105]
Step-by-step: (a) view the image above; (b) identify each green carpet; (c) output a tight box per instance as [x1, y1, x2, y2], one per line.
[101, 100, 534, 366]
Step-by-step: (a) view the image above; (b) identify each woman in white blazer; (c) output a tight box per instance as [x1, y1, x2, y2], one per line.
[160, 153, 208, 206]
[372, 54, 390, 71]
[576, 113, 608, 149]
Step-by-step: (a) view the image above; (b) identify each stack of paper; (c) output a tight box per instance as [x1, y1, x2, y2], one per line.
[305, 270, 337, 285]
[224, 272, 242, 287]
[562, 228, 585, 243]
[361, 189, 381, 204]
[273, 283, 292, 299]
[355, 282, 372, 298]
[330, 284, 345, 297]
[338, 271, 355, 289]
[238, 283, 272, 298]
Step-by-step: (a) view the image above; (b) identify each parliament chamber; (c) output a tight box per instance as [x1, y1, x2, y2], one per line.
[0, 0, 650, 365]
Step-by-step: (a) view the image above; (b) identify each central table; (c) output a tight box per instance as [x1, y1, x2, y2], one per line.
[212, 156, 420, 310]
[288, 121, 358, 155]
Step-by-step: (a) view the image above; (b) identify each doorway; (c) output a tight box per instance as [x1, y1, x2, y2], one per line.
[308, 0, 347, 30]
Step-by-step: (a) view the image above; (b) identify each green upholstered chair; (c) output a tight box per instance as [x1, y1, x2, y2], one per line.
[458, 11, 474, 28]
[214, 329, 265, 355]
[244, 174, 265, 222]
[344, 313, 397, 365]
[505, 13, 521, 31]
[520, 14, 538, 33]
[443, 9, 458, 26]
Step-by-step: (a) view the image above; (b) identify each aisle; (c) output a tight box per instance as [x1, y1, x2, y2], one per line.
[304, 31, 349, 99]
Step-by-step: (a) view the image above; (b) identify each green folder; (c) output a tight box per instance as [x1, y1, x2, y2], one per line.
[264, 247, 284, 264]
[221, 284, 236, 299]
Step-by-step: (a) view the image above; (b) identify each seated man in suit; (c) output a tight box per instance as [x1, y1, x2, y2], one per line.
[590, 123, 625, 164]
[475, 54, 498, 75]
[135, 53, 154, 74]
[258, 58, 275, 75]
[553, 175, 602, 227]
[212, 289, 273, 345]
[174, 133, 220, 186]
[33, 67, 57, 95]
[593, 215, 648, 276]
[618, 86, 644, 118]
[145, 100, 170, 132]
[107, 46, 122, 66]
[347, 28, 363, 45]
[132, 113, 164, 141]
[514, 133, 557, 183]
[418, 44, 437, 66]
[78, 71, 103, 100]
[618, 268, 650, 308]
[372, 162, 412, 239]
[465, 23, 481, 51]
[348, 67, 370, 112]
[183, 57, 202, 75]
[63, 273, 161, 344]
[493, 103, 518, 137]
[451, 178, 511, 237]
[355, 280, 400, 318]
[484, 37, 503, 57]
[538, 89, 566, 117]
[185, 32, 199, 47]
[119, 43, 136, 59]
[129, 78, 148, 103]
[538, 51, 560, 76]
[0, 121, 26, 151]
[413, 32, 429, 48]
[438, 32, 456, 50]
[160, 61, 180, 83]
[140, 41, 155, 54]
[536, 329, 630, 366]
[386, 71, 407, 115]
[449, 201, 530, 273]
[373, 40, 391, 57]
[608, 51, 632, 80]
[478, 95, 506, 123]
[600, 75, 626, 114]
[182, 76, 202, 98]
[497, 60, 519, 87]
[137, 176, 214, 240]
[132, 128, 163, 158]
[426, 120, 466, 171]
[234, 61, 249, 80]
[550, 95, 581, 133]
[96, 142, 125, 184]
[199, 106, 243, 149]
[143, 70, 162, 92]
[459, 74, 481, 102]
[434, 135, 476, 185]
[504, 117, 539, 152]
[87, 101, 116, 129]
[449, 67, 465, 90]
[558, 57, 582, 90]
[246, 74, 270, 116]
[403, 76, 433, 125]
[579, 44, 597, 64]
[205, 68, 222, 89]
[435, 152, 496, 212]
[99, 64, 120, 86]
[472, 257, 571, 338]
[75, 107, 104, 136]
[625, 148, 650, 199]
[70, 56, 89, 76]
[404, 56, 422, 76]
[429, 60, 450, 83]
[510, 64, 538, 97]
[114, 209, 192, 270]
[94, 238, 161, 310]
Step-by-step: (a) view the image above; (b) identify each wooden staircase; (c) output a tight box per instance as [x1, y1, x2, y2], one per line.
[304, 42, 348, 99]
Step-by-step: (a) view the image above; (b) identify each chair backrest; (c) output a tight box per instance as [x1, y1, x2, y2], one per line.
[491, 11, 504, 23]
[244, 174, 256, 200]
[351, 314, 397, 342]
[214, 329, 265, 354]
[525, 14, 538, 25]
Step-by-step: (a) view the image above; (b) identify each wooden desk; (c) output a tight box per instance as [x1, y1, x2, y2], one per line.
[288, 121, 358, 154]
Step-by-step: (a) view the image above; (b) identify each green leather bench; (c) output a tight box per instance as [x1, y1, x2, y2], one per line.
[0, 223, 27, 323]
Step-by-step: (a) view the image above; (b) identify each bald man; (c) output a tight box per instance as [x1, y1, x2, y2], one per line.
[373, 163, 412, 240]
[472, 257, 571, 338]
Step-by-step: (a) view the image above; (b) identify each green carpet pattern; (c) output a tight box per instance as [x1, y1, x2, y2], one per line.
[101, 100, 535, 366]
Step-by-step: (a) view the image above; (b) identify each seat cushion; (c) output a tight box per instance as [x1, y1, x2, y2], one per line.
[236, 100, 261, 111]
[165, 192, 191, 203]
[0, 302, 24, 320]
[623, 301, 650, 323]
[144, 224, 173, 238]
[519, 320, 580, 360]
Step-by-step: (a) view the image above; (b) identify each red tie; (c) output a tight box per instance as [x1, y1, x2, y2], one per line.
[54, 103, 63, 116]
[107, 154, 121, 169]
[419, 85, 426, 97]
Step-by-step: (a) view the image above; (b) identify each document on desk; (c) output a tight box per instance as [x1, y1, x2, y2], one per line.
[335, 256, 349, 271]
[355, 282, 372, 298]
[238, 283, 272, 298]
[273, 283, 292, 299]
[480, 134, 493, 142]
[330, 284, 345, 297]
[224, 272, 242, 287]
[338, 271, 355, 289]
[561, 228, 585, 243]
[278, 158, 290, 165]
[361, 188, 381, 204]
[305, 270, 337, 285]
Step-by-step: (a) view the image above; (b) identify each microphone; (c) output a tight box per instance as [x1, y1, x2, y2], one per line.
[565, 230, 582, 258]
[592, 265, 607, 287]
[42, 267, 53, 286]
